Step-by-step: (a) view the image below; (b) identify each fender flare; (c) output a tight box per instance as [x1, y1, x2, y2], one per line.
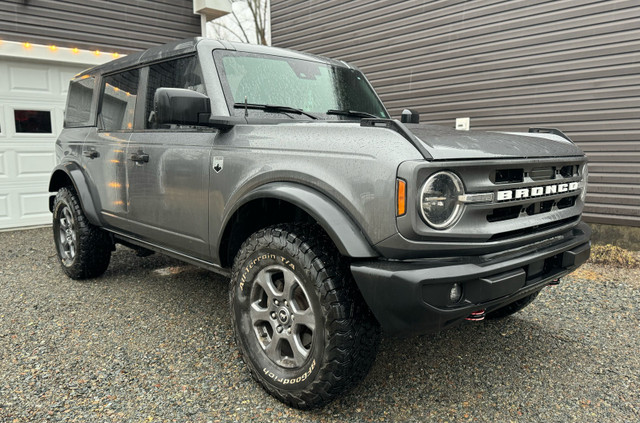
[222, 182, 378, 258]
[48, 162, 101, 226]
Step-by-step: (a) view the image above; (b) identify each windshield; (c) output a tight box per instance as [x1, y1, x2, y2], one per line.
[214, 50, 389, 119]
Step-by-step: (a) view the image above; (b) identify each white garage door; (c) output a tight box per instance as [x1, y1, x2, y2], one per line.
[0, 57, 87, 230]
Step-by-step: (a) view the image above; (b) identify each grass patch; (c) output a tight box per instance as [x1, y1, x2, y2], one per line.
[589, 244, 639, 268]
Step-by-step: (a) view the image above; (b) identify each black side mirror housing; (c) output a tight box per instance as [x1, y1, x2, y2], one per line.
[400, 108, 420, 124]
[154, 88, 210, 126]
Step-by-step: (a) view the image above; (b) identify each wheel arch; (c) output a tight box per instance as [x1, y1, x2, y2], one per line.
[48, 163, 101, 226]
[218, 183, 378, 268]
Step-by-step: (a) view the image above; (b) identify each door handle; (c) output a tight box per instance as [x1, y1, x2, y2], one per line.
[82, 150, 99, 159]
[130, 151, 149, 163]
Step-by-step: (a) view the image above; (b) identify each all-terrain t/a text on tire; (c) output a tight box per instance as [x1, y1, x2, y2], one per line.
[230, 224, 380, 409]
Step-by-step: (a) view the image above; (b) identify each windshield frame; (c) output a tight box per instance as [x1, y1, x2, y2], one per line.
[212, 49, 390, 121]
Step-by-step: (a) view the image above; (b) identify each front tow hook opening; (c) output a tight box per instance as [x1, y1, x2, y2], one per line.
[465, 309, 486, 321]
[548, 277, 561, 286]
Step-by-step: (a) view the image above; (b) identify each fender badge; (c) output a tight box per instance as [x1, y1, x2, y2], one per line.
[213, 156, 223, 173]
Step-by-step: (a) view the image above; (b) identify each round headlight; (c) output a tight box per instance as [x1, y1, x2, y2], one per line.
[580, 163, 588, 203]
[419, 171, 464, 229]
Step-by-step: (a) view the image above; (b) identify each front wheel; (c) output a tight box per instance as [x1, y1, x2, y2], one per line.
[52, 187, 112, 279]
[230, 224, 380, 409]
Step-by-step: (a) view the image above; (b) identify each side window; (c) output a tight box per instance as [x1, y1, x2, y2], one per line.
[65, 76, 96, 127]
[146, 56, 205, 129]
[99, 69, 140, 131]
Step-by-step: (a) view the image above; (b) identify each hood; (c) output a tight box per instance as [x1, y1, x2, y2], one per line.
[404, 123, 584, 160]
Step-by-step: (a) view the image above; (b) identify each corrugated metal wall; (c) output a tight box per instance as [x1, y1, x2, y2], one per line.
[271, 0, 640, 227]
[0, 0, 200, 54]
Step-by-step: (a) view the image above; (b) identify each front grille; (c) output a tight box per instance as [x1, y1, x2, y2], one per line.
[486, 162, 583, 223]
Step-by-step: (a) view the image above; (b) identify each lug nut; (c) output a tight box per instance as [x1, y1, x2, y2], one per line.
[276, 325, 283, 333]
[270, 312, 276, 319]
[274, 299, 279, 306]
[287, 328, 292, 334]
[284, 300, 288, 306]
[291, 315, 295, 320]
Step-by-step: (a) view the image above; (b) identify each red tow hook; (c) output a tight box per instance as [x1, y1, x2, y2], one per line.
[465, 309, 486, 321]
[548, 278, 561, 286]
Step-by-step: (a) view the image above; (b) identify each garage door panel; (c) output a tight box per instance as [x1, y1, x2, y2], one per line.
[9, 64, 51, 93]
[0, 187, 52, 228]
[0, 104, 5, 137]
[0, 194, 8, 219]
[0, 152, 7, 178]
[19, 192, 50, 218]
[16, 151, 56, 178]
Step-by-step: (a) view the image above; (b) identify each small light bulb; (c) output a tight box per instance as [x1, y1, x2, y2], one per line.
[449, 283, 462, 303]
[49, 45, 57, 51]
[94, 50, 101, 56]
[72, 47, 79, 54]
[23, 42, 32, 49]
[112, 52, 119, 58]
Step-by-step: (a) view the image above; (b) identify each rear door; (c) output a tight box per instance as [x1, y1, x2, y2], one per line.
[83, 69, 139, 229]
[125, 55, 214, 260]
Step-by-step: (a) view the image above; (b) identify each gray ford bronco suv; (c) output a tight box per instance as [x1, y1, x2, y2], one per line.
[50, 38, 590, 408]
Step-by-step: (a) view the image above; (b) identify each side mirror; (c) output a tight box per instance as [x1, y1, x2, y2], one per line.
[153, 88, 210, 126]
[400, 108, 420, 124]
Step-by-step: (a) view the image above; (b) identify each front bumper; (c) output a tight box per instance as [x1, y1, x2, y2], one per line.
[351, 222, 591, 336]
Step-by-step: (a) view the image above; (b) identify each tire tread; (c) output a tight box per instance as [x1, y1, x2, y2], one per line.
[230, 223, 380, 409]
[53, 187, 111, 279]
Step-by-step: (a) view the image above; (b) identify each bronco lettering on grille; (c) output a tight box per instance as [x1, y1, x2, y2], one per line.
[497, 182, 580, 201]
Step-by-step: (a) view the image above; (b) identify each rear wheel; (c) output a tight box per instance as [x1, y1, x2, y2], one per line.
[230, 224, 380, 409]
[52, 187, 112, 279]
[486, 291, 539, 319]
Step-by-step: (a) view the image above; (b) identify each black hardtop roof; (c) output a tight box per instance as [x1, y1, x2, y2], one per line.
[75, 38, 349, 79]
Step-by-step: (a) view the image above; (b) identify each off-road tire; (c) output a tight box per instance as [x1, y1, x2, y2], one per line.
[52, 186, 112, 279]
[230, 224, 380, 409]
[486, 291, 539, 319]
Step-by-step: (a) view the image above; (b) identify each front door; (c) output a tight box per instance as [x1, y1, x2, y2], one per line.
[125, 56, 214, 260]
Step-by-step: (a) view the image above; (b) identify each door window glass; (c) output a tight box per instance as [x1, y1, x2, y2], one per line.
[65, 76, 96, 127]
[145, 56, 206, 129]
[14, 110, 52, 133]
[99, 69, 139, 131]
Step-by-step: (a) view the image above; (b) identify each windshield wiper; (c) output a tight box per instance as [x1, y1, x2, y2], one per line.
[233, 103, 318, 120]
[326, 109, 378, 119]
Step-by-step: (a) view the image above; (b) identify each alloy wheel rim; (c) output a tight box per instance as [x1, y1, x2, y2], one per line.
[58, 205, 77, 266]
[249, 265, 316, 368]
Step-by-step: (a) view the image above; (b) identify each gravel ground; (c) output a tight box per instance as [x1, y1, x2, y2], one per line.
[0, 227, 638, 423]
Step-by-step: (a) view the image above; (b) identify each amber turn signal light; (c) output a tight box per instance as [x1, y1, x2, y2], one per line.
[397, 179, 406, 216]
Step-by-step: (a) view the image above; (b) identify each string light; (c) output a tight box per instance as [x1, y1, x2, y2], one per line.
[9, 41, 122, 61]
